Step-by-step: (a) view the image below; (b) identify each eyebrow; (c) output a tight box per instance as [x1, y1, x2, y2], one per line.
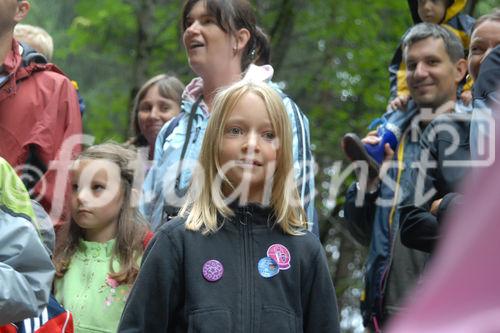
[186, 12, 214, 21]
[470, 37, 490, 44]
[225, 120, 274, 129]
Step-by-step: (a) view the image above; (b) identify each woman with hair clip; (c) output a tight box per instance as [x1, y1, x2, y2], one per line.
[141, 0, 316, 234]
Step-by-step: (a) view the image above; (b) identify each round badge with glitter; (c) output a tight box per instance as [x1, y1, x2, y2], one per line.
[267, 244, 291, 270]
[258, 257, 280, 278]
[202, 259, 224, 282]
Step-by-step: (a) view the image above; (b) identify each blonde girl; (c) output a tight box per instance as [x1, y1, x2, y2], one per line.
[53, 143, 151, 333]
[119, 81, 339, 332]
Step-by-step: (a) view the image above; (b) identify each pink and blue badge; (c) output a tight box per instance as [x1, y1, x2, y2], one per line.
[266, 244, 291, 270]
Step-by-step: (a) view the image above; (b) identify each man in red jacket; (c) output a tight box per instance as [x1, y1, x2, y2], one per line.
[0, 0, 82, 226]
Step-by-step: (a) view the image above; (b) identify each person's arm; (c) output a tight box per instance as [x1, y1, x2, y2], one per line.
[118, 226, 181, 332]
[344, 182, 379, 247]
[399, 123, 440, 253]
[435, 192, 463, 223]
[399, 184, 463, 253]
[0, 158, 54, 324]
[139, 136, 162, 222]
[31, 74, 82, 226]
[302, 245, 340, 332]
[140, 112, 185, 225]
[0, 213, 55, 325]
[344, 130, 395, 246]
[281, 96, 317, 235]
[399, 202, 439, 253]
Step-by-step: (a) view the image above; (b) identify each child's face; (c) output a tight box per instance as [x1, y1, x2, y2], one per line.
[219, 92, 279, 203]
[417, 0, 447, 24]
[70, 159, 124, 242]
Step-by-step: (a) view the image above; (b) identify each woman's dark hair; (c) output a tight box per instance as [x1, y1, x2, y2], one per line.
[253, 26, 271, 65]
[181, 0, 267, 71]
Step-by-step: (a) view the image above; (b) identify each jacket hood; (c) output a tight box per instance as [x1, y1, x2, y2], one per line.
[408, 0, 467, 24]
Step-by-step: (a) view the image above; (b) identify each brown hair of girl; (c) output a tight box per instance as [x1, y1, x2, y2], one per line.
[53, 142, 149, 284]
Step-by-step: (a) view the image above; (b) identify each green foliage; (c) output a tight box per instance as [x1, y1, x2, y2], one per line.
[476, 0, 500, 15]
[23, 1, 495, 331]
[25, 0, 193, 143]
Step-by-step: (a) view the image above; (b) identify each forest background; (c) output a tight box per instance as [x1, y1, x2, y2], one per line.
[26, 0, 499, 331]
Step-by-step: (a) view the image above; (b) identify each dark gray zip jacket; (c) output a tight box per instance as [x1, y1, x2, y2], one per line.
[118, 204, 339, 333]
[400, 111, 471, 253]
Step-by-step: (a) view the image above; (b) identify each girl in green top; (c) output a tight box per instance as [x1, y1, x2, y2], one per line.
[53, 143, 151, 333]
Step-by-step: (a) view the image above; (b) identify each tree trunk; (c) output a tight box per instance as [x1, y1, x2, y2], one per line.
[133, 0, 156, 95]
[269, 0, 297, 74]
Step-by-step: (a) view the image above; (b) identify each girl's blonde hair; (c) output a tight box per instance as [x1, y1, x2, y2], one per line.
[53, 142, 149, 284]
[181, 81, 306, 235]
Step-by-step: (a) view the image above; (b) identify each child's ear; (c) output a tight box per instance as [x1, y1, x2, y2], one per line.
[14, 1, 30, 23]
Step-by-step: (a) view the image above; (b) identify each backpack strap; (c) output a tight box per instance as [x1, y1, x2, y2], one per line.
[174, 95, 203, 196]
[152, 112, 185, 161]
[19, 42, 48, 67]
[142, 231, 154, 249]
[15, 41, 66, 83]
[163, 112, 184, 140]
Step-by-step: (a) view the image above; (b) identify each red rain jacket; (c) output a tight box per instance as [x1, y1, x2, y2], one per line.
[0, 39, 82, 226]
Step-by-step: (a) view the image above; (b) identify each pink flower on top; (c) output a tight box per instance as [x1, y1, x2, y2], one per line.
[106, 276, 119, 288]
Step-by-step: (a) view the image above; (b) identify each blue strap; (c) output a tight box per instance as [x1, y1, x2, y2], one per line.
[163, 113, 184, 140]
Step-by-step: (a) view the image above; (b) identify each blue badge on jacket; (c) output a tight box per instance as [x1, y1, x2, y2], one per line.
[258, 256, 279, 278]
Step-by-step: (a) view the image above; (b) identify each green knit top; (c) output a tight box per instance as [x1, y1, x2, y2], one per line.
[54, 239, 134, 333]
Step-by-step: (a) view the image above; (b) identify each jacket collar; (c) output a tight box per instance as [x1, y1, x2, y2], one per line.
[444, 0, 466, 22]
[0, 40, 22, 97]
[181, 64, 276, 115]
[220, 200, 277, 227]
[2, 39, 22, 74]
